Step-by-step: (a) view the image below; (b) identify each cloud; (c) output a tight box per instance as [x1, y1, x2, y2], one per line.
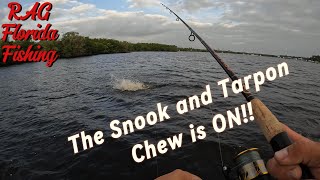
[55, 11, 172, 38]
[164, 0, 320, 56]
[219, 0, 320, 55]
[127, 0, 161, 8]
[175, 0, 223, 12]
[70, 3, 96, 13]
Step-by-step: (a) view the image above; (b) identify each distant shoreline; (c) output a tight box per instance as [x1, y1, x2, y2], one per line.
[0, 50, 319, 68]
[1, 31, 319, 67]
[178, 48, 319, 62]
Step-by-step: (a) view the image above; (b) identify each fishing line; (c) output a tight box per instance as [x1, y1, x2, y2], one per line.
[160, 3, 254, 102]
[161, 3, 314, 179]
[155, 130, 159, 177]
[206, 102, 225, 166]
[217, 133, 224, 167]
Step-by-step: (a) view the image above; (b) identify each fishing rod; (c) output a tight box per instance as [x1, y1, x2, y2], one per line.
[161, 3, 314, 180]
[161, 3, 253, 102]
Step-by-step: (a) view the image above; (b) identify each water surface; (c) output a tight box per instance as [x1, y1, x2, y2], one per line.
[0, 52, 319, 179]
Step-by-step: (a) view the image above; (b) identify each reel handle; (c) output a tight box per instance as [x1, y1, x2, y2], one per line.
[251, 98, 315, 179]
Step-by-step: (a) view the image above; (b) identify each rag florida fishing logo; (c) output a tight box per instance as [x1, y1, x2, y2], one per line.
[1, 2, 59, 67]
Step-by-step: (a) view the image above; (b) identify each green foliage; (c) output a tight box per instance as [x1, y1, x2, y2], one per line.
[0, 32, 181, 66]
[39, 40, 60, 52]
[2, 31, 316, 67]
[60, 32, 89, 57]
[56, 32, 178, 57]
[310, 55, 320, 62]
[178, 47, 207, 52]
[131, 43, 178, 52]
[0, 41, 4, 60]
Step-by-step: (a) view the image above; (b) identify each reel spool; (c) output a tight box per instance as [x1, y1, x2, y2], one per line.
[234, 148, 270, 180]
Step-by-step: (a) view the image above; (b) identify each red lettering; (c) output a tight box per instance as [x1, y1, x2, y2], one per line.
[1, 44, 59, 67]
[3, 1, 59, 67]
[2, 24, 59, 41]
[2, 24, 16, 41]
[8, 2, 22, 20]
[46, 51, 59, 67]
[21, 2, 41, 21]
[43, 24, 60, 40]
[38, 2, 53, 21]
[7, 2, 53, 21]
[16, 28, 26, 41]
[2, 45, 16, 63]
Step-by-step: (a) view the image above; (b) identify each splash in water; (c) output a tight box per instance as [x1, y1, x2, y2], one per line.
[113, 78, 148, 91]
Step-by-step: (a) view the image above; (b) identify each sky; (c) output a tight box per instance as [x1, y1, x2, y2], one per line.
[0, 0, 319, 57]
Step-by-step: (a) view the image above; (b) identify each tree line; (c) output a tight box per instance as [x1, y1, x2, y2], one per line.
[310, 55, 320, 62]
[0, 32, 181, 66]
[0, 32, 319, 67]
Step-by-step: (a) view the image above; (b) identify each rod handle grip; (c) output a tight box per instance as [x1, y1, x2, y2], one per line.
[251, 99, 314, 179]
[270, 132, 315, 179]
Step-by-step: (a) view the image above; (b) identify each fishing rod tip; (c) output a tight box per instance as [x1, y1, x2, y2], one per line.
[160, 3, 167, 7]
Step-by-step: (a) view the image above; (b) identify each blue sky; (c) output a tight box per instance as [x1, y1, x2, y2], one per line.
[0, 0, 319, 57]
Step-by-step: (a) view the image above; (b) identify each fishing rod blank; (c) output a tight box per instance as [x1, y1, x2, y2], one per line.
[161, 3, 314, 179]
[161, 3, 253, 102]
[161, 3, 254, 102]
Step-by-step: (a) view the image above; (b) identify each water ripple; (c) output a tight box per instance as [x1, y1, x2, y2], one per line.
[0, 52, 319, 179]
